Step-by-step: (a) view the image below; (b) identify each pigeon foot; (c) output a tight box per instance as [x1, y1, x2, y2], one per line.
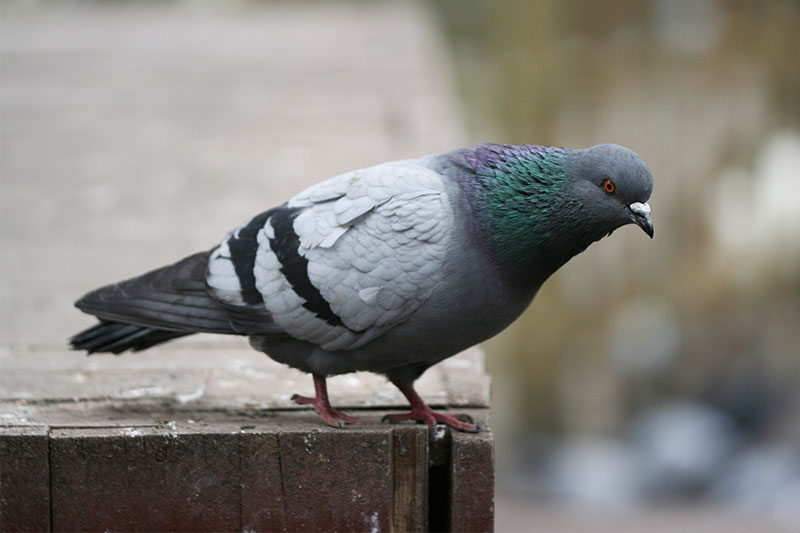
[293, 375, 368, 428]
[382, 408, 478, 432]
[386, 377, 479, 432]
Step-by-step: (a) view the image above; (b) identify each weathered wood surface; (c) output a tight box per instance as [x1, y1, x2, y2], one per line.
[2, 345, 491, 531]
[0, 342, 488, 420]
[0, 427, 51, 532]
[2, 410, 492, 532]
[451, 426, 496, 532]
[391, 427, 430, 532]
[2, 341, 491, 531]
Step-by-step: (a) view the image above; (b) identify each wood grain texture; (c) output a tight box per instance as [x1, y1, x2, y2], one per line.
[0, 427, 50, 532]
[451, 412, 495, 532]
[391, 426, 429, 532]
[240, 431, 287, 531]
[2, 413, 493, 532]
[49, 428, 241, 532]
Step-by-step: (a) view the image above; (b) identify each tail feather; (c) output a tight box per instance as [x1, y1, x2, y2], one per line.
[74, 251, 236, 334]
[72, 251, 228, 354]
[70, 321, 192, 354]
[72, 251, 281, 354]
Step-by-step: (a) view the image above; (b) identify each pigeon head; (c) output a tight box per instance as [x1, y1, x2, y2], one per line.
[568, 143, 654, 239]
[458, 142, 654, 283]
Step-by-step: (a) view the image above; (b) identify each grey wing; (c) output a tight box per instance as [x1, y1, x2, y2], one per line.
[206, 160, 454, 351]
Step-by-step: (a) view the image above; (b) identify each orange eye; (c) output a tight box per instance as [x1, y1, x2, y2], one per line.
[602, 179, 616, 194]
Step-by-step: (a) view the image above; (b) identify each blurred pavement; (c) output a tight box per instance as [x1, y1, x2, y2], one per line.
[0, 1, 465, 346]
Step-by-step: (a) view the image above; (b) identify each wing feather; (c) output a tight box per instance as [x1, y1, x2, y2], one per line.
[291, 161, 452, 349]
[206, 159, 453, 351]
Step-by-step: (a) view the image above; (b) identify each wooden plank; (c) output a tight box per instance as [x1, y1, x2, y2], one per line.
[239, 430, 287, 532]
[276, 428, 394, 532]
[49, 427, 241, 532]
[391, 426, 429, 532]
[450, 411, 495, 532]
[2, 410, 494, 531]
[0, 426, 50, 532]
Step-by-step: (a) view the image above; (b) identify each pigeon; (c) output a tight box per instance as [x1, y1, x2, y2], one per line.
[71, 143, 653, 432]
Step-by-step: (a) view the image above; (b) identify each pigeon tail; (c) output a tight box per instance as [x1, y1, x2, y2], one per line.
[73, 251, 237, 335]
[70, 321, 192, 354]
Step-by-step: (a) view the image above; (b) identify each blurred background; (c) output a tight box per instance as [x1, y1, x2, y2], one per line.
[2, 0, 799, 531]
[433, 1, 800, 530]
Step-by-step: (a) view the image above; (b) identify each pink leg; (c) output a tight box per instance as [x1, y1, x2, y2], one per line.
[292, 374, 368, 428]
[382, 378, 479, 433]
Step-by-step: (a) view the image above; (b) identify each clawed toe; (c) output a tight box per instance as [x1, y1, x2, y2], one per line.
[453, 413, 474, 424]
[327, 409, 368, 426]
[386, 377, 480, 432]
[293, 377, 368, 428]
[381, 412, 423, 425]
[295, 398, 368, 428]
[296, 375, 478, 432]
[291, 393, 315, 405]
[382, 409, 479, 432]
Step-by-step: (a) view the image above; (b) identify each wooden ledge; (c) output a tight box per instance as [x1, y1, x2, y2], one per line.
[0, 344, 494, 532]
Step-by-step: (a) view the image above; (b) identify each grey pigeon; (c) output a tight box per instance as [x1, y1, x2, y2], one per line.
[71, 143, 654, 432]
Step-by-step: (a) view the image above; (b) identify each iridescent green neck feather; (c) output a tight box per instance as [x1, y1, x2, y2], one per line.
[458, 144, 588, 282]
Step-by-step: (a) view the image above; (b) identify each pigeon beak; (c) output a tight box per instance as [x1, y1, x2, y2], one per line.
[629, 202, 654, 238]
